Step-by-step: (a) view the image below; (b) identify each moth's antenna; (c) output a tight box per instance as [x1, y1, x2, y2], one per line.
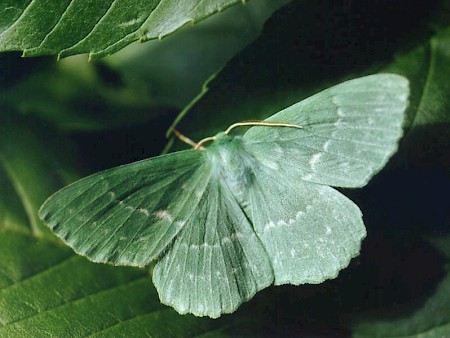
[171, 128, 199, 148]
[172, 128, 214, 150]
[175, 121, 303, 151]
[224, 121, 303, 135]
[194, 136, 216, 150]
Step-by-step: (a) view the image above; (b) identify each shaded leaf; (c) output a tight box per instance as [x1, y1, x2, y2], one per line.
[385, 27, 450, 166]
[0, 55, 172, 132]
[352, 236, 450, 338]
[386, 27, 450, 128]
[0, 0, 253, 59]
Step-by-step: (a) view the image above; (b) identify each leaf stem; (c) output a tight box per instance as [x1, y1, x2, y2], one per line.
[165, 71, 220, 138]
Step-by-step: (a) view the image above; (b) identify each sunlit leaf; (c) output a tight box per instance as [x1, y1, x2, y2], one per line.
[0, 0, 254, 59]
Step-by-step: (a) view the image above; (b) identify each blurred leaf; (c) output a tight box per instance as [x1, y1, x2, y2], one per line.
[0, 162, 29, 234]
[105, 0, 289, 108]
[0, 112, 78, 237]
[352, 236, 450, 338]
[0, 55, 173, 132]
[0, 0, 252, 59]
[0, 52, 47, 88]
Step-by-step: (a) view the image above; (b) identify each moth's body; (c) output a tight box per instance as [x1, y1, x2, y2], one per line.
[39, 74, 409, 319]
[206, 132, 256, 205]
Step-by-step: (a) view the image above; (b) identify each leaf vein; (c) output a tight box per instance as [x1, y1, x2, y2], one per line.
[59, 0, 116, 55]
[34, 1, 75, 50]
[2, 275, 148, 327]
[84, 307, 175, 337]
[0, 255, 76, 292]
[0, 0, 34, 39]
[92, 197, 149, 261]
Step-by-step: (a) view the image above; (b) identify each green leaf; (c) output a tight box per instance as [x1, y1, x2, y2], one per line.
[0, 0, 256, 59]
[39, 74, 408, 318]
[352, 236, 450, 338]
[0, 231, 231, 337]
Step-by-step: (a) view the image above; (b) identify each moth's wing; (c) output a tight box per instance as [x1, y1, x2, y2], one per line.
[153, 177, 274, 318]
[244, 74, 409, 187]
[248, 165, 366, 285]
[39, 150, 209, 267]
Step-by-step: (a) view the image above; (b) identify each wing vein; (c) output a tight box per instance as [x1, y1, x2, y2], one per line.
[93, 197, 149, 260]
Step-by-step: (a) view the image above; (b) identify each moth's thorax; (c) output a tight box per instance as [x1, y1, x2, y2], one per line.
[206, 133, 256, 200]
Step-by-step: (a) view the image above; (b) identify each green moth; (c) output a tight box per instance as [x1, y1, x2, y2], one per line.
[39, 74, 409, 318]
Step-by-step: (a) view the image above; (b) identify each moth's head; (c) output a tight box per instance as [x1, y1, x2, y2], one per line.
[213, 131, 231, 142]
[204, 132, 246, 155]
[211, 132, 246, 149]
[195, 130, 243, 151]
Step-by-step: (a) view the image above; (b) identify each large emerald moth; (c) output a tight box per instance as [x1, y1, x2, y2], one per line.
[40, 74, 409, 318]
